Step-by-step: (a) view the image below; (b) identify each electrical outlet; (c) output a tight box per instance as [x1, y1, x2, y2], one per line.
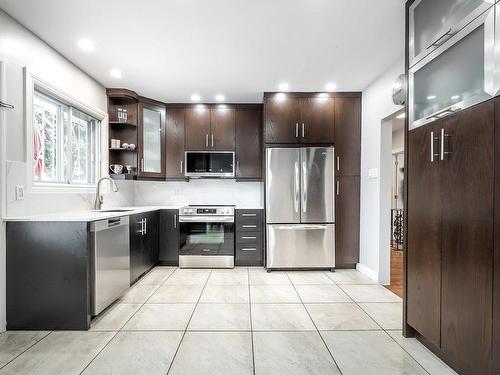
[15, 185, 25, 201]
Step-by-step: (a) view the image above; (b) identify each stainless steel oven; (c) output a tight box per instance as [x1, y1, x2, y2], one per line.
[179, 205, 235, 268]
[185, 151, 235, 178]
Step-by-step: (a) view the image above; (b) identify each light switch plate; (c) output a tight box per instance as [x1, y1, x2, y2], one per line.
[15, 185, 25, 201]
[368, 168, 379, 179]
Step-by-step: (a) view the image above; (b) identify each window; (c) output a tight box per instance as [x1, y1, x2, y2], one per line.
[32, 87, 100, 186]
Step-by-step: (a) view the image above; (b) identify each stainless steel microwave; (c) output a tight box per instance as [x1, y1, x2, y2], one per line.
[185, 151, 235, 178]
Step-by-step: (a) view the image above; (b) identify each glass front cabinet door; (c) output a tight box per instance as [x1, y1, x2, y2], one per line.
[408, 0, 493, 68]
[409, 6, 496, 129]
[139, 100, 166, 177]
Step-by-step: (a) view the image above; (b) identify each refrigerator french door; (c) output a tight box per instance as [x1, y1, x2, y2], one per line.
[266, 147, 335, 269]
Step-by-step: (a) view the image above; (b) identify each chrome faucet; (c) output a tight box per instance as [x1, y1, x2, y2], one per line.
[94, 177, 119, 210]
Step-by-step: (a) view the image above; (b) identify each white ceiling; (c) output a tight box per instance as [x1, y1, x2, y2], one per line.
[0, 0, 405, 103]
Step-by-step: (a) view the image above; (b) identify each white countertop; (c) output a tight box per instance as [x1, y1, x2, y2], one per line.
[4, 205, 264, 222]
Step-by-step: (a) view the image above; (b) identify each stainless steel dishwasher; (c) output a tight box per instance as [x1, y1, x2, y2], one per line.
[90, 216, 130, 315]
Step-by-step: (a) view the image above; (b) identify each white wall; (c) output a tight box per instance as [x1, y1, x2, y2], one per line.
[0, 9, 111, 332]
[358, 57, 404, 283]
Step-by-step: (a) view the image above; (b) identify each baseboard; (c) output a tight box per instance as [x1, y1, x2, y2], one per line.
[356, 263, 378, 282]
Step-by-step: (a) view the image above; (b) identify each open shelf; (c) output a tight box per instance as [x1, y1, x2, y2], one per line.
[110, 174, 137, 180]
[109, 121, 137, 127]
[109, 147, 137, 151]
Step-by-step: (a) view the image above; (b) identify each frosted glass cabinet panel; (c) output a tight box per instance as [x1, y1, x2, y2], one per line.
[409, 0, 492, 67]
[139, 102, 165, 177]
[409, 8, 495, 129]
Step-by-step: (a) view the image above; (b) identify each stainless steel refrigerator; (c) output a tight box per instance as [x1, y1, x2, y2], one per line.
[266, 147, 335, 269]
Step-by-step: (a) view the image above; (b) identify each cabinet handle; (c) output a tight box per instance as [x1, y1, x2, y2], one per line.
[138, 219, 145, 235]
[211, 134, 214, 148]
[206, 134, 209, 148]
[336, 180, 340, 196]
[236, 160, 240, 177]
[241, 236, 257, 240]
[241, 248, 257, 252]
[426, 28, 454, 49]
[144, 218, 147, 235]
[141, 158, 144, 172]
[180, 161, 183, 174]
[336, 156, 340, 172]
[440, 128, 452, 160]
[302, 123, 305, 138]
[242, 213, 256, 217]
[174, 214, 177, 229]
[295, 123, 299, 138]
[242, 225, 257, 228]
[430, 131, 439, 162]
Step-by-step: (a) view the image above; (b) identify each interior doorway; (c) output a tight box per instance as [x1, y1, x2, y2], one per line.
[380, 108, 405, 297]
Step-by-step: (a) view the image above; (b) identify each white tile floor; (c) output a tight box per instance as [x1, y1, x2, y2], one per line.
[0, 267, 458, 375]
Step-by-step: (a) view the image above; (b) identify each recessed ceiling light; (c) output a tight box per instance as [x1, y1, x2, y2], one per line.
[110, 69, 122, 78]
[278, 82, 289, 91]
[427, 95, 436, 100]
[191, 94, 201, 102]
[77, 38, 94, 52]
[451, 95, 460, 100]
[325, 82, 336, 91]
[215, 94, 225, 102]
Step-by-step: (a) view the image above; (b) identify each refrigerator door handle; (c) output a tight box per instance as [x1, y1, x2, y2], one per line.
[294, 161, 300, 213]
[275, 225, 329, 230]
[302, 160, 307, 213]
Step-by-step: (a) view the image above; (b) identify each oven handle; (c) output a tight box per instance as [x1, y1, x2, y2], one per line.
[179, 215, 235, 223]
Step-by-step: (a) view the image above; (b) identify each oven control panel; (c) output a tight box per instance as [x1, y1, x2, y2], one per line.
[180, 206, 235, 216]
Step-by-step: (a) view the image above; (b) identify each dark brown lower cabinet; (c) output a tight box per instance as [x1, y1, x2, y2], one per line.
[159, 209, 180, 266]
[335, 176, 360, 268]
[407, 120, 443, 348]
[406, 100, 495, 375]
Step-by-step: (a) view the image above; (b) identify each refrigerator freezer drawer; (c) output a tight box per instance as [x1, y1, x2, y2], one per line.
[266, 224, 335, 269]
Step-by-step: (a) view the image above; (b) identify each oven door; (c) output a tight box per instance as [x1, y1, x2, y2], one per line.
[179, 216, 235, 256]
[185, 151, 235, 178]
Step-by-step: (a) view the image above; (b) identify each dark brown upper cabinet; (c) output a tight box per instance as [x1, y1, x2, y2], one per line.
[165, 106, 185, 178]
[300, 97, 335, 143]
[184, 105, 235, 151]
[138, 98, 166, 178]
[185, 105, 211, 151]
[235, 106, 263, 180]
[264, 95, 301, 144]
[264, 93, 335, 144]
[334, 97, 361, 176]
[210, 106, 235, 150]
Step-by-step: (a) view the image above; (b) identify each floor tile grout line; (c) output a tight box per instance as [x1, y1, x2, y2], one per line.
[336, 281, 432, 375]
[0, 331, 52, 370]
[286, 271, 345, 375]
[79, 267, 178, 374]
[165, 268, 212, 375]
[247, 268, 256, 375]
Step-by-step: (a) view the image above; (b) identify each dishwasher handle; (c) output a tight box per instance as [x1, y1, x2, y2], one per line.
[91, 216, 129, 232]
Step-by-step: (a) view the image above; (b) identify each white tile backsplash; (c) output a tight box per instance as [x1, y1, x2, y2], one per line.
[133, 179, 263, 207]
[5, 160, 262, 217]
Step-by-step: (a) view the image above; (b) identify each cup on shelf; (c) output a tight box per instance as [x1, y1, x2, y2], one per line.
[109, 164, 123, 174]
[125, 165, 133, 174]
[122, 143, 130, 149]
[117, 108, 128, 123]
[129, 143, 136, 150]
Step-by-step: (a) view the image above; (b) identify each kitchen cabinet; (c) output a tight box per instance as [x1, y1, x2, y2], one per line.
[235, 106, 263, 180]
[166, 106, 185, 178]
[335, 176, 360, 268]
[210, 106, 235, 150]
[406, 100, 494, 375]
[138, 98, 166, 178]
[264, 95, 301, 144]
[334, 97, 361, 176]
[407, 120, 443, 348]
[185, 105, 235, 151]
[264, 94, 335, 144]
[235, 209, 264, 266]
[300, 97, 335, 144]
[185, 105, 211, 150]
[408, 0, 491, 67]
[159, 209, 180, 266]
[130, 211, 159, 284]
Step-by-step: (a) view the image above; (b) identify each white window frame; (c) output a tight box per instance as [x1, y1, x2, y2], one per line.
[24, 68, 106, 192]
